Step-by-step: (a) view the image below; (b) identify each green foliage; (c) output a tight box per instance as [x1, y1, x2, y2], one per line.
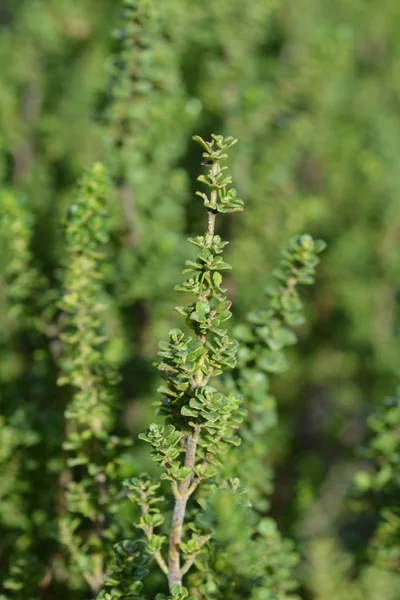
[0, 556, 43, 600]
[0, 189, 47, 327]
[306, 537, 400, 600]
[101, 0, 195, 341]
[98, 540, 151, 600]
[97, 135, 321, 600]
[58, 163, 127, 594]
[189, 487, 299, 600]
[189, 234, 325, 599]
[155, 585, 196, 600]
[59, 164, 115, 443]
[0, 188, 58, 597]
[226, 234, 326, 509]
[102, 134, 248, 597]
[1, 0, 400, 598]
[353, 390, 400, 572]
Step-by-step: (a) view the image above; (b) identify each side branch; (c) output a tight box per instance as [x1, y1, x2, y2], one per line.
[139, 489, 169, 575]
[154, 551, 169, 576]
[180, 534, 211, 577]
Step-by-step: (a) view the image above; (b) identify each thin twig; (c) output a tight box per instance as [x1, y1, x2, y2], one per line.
[154, 551, 169, 576]
[180, 535, 211, 578]
[139, 488, 169, 575]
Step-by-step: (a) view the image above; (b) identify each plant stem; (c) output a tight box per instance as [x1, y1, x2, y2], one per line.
[167, 425, 200, 588]
[208, 210, 216, 239]
[167, 177, 219, 587]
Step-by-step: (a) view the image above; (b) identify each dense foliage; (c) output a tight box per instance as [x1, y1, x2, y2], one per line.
[0, 0, 400, 598]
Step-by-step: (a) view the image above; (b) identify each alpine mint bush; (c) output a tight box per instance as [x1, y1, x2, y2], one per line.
[99, 134, 246, 599]
[96, 135, 327, 600]
[228, 234, 326, 508]
[1, 1, 400, 599]
[58, 164, 128, 594]
[0, 189, 57, 599]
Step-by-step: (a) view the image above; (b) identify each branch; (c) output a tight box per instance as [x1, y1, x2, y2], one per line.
[180, 535, 211, 578]
[154, 551, 169, 576]
[139, 488, 168, 575]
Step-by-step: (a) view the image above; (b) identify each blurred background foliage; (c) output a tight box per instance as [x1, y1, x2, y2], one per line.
[1, 0, 400, 598]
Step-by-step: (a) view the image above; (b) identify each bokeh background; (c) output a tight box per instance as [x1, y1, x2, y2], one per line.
[1, 0, 400, 598]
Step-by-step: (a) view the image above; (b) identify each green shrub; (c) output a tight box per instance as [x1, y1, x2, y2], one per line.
[1, 1, 400, 599]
